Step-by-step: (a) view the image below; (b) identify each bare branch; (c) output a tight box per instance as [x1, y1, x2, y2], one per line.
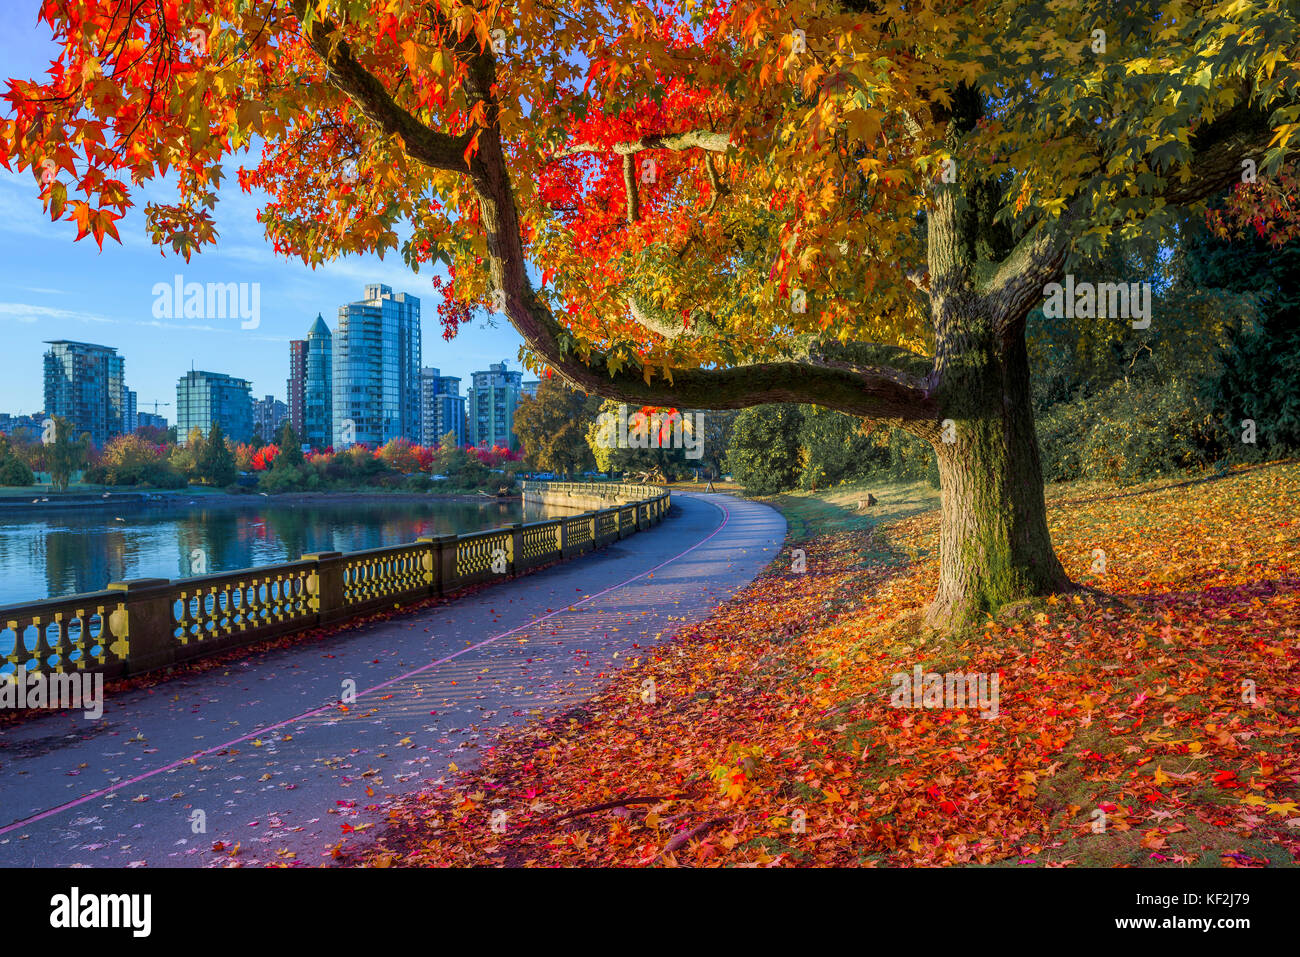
[622, 152, 639, 224]
[558, 129, 733, 158]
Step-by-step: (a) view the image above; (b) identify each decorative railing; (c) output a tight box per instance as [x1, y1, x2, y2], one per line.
[0, 482, 670, 682]
[1, 591, 129, 677]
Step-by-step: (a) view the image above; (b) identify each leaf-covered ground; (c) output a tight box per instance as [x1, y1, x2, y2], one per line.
[349, 462, 1300, 867]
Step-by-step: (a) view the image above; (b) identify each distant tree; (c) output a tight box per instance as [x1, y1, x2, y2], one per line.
[727, 405, 805, 494]
[432, 432, 488, 488]
[231, 441, 256, 472]
[584, 399, 706, 481]
[0, 455, 34, 487]
[697, 410, 739, 481]
[97, 433, 185, 488]
[514, 378, 600, 477]
[275, 420, 305, 468]
[251, 444, 279, 470]
[1185, 219, 1300, 454]
[0, 432, 35, 487]
[168, 431, 200, 481]
[45, 416, 91, 491]
[797, 406, 885, 490]
[377, 437, 420, 473]
[196, 423, 237, 487]
[134, 423, 169, 444]
[102, 432, 160, 470]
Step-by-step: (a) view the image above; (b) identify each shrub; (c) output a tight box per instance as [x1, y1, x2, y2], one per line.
[0, 455, 35, 486]
[1037, 376, 1220, 484]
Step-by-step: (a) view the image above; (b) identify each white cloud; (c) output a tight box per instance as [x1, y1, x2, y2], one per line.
[0, 302, 116, 324]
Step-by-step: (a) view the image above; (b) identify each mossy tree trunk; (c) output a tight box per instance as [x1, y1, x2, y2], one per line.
[925, 318, 1070, 629]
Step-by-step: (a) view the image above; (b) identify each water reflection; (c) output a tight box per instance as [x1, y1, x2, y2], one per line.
[0, 498, 554, 605]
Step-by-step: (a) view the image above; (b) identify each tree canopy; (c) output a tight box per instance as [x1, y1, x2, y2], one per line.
[5, 0, 1295, 408]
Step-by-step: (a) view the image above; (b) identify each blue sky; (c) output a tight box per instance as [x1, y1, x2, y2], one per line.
[0, 1, 527, 422]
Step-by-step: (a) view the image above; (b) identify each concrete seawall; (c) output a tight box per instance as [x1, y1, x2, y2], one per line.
[522, 484, 643, 511]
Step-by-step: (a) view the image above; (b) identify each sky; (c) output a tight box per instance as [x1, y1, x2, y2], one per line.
[0, 1, 528, 421]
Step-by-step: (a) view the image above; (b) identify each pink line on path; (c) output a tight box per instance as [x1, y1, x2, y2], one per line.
[0, 496, 730, 837]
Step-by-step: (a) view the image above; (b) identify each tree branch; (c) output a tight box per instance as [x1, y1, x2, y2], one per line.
[557, 129, 733, 158]
[293, 7, 934, 426]
[290, 0, 472, 174]
[985, 214, 1072, 342]
[985, 103, 1290, 343]
[1160, 104, 1278, 206]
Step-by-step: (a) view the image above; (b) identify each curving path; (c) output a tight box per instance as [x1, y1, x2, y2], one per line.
[0, 492, 785, 867]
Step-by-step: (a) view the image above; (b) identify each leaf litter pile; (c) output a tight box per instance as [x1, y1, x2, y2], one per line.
[348, 462, 1300, 867]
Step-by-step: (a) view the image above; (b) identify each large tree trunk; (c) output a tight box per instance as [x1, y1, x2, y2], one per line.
[925, 319, 1071, 629]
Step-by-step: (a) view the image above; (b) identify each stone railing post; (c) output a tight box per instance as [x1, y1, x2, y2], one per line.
[434, 535, 459, 594]
[105, 578, 176, 675]
[415, 536, 440, 596]
[302, 551, 346, 625]
[510, 523, 523, 576]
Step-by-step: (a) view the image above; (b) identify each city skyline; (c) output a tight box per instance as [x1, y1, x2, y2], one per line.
[24, 307, 542, 451]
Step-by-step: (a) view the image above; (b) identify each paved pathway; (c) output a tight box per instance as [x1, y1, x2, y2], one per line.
[0, 492, 785, 867]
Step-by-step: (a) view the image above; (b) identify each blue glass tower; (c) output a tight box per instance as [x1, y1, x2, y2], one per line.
[332, 284, 421, 448]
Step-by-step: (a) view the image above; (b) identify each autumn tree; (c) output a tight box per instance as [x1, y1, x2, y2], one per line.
[0, 432, 36, 487]
[5, 0, 1298, 627]
[44, 416, 91, 491]
[377, 436, 422, 472]
[513, 377, 600, 476]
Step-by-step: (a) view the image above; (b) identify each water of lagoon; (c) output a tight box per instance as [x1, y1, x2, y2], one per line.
[0, 497, 562, 606]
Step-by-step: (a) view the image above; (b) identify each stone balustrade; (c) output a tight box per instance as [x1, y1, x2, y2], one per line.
[0, 482, 670, 681]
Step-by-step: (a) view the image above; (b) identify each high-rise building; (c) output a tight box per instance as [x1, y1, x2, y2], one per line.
[252, 395, 289, 443]
[466, 361, 523, 449]
[332, 284, 421, 448]
[42, 340, 128, 448]
[136, 411, 168, 432]
[419, 367, 465, 447]
[176, 370, 253, 445]
[123, 388, 138, 435]
[287, 339, 307, 439]
[304, 314, 333, 450]
[521, 380, 541, 399]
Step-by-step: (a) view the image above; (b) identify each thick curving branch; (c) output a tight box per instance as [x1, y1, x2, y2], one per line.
[290, 0, 472, 173]
[1161, 104, 1279, 206]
